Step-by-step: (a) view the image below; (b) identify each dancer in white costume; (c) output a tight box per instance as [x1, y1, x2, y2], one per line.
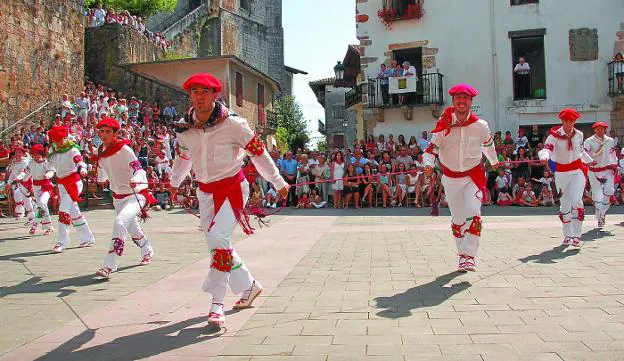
[47, 125, 95, 253]
[583, 121, 618, 228]
[423, 83, 499, 272]
[7, 146, 35, 224]
[538, 108, 594, 248]
[171, 73, 289, 327]
[94, 117, 156, 279]
[28, 144, 55, 235]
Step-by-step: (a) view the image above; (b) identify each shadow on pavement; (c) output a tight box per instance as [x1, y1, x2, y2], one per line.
[34, 316, 221, 361]
[582, 227, 613, 241]
[0, 265, 139, 298]
[373, 271, 470, 318]
[518, 245, 580, 264]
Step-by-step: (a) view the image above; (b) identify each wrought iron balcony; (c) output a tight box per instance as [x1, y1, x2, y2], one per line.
[318, 120, 327, 135]
[345, 86, 362, 108]
[367, 72, 444, 109]
[608, 60, 624, 96]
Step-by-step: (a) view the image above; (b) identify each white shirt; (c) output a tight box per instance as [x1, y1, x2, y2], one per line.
[8, 157, 30, 183]
[583, 135, 617, 168]
[97, 145, 148, 195]
[514, 63, 531, 75]
[423, 113, 498, 171]
[49, 144, 87, 179]
[172, 111, 287, 190]
[538, 127, 593, 172]
[29, 159, 55, 181]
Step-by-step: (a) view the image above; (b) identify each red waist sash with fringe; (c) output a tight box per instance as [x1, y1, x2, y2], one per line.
[56, 172, 82, 202]
[441, 164, 487, 193]
[32, 178, 54, 196]
[198, 170, 255, 235]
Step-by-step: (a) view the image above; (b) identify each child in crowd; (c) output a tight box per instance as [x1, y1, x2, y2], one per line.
[538, 185, 554, 206]
[310, 188, 327, 208]
[519, 186, 539, 207]
[0, 172, 7, 217]
[296, 192, 310, 209]
[497, 187, 514, 206]
[154, 183, 171, 210]
[249, 183, 264, 208]
[265, 185, 279, 208]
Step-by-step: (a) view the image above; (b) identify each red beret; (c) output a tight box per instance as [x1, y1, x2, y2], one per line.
[592, 121, 609, 129]
[47, 125, 69, 142]
[29, 144, 46, 156]
[448, 83, 478, 97]
[558, 108, 581, 122]
[182, 73, 222, 93]
[96, 116, 121, 131]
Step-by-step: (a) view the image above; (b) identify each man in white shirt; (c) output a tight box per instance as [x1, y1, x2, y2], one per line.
[583, 121, 618, 228]
[171, 73, 289, 327]
[94, 117, 155, 279]
[75, 92, 90, 121]
[538, 109, 594, 248]
[513, 57, 531, 99]
[417, 130, 429, 150]
[423, 83, 499, 272]
[93, 4, 106, 27]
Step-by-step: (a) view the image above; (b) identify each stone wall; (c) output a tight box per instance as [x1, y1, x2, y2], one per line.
[0, 0, 85, 130]
[611, 95, 624, 139]
[85, 24, 188, 115]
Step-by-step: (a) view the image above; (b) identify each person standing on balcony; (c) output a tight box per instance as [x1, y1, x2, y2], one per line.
[513, 57, 531, 99]
[399, 61, 417, 105]
[613, 53, 624, 94]
[583, 121, 618, 228]
[377, 63, 390, 106]
[423, 84, 499, 272]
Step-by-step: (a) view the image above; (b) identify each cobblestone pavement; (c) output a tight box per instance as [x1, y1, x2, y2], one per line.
[1, 207, 623, 361]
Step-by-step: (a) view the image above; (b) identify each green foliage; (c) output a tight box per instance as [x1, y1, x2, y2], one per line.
[315, 138, 328, 152]
[275, 126, 290, 155]
[162, 51, 190, 61]
[273, 96, 310, 151]
[86, 0, 177, 18]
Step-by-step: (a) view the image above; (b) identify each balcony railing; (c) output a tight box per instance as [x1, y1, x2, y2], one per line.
[318, 120, 327, 135]
[367, 72, 444, 108]
[345, 85, 362, 108]
[608, 60, 624, 96]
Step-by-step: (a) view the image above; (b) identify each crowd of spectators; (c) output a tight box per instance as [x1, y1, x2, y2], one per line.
[3, 82, 624, 217]
[85, 3, 172, 50]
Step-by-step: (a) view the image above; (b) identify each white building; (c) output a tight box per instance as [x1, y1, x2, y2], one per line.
[356, 0, 624, 139]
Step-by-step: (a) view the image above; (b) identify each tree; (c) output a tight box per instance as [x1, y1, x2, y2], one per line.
[273, 96, 310, 151]
[86, 0, 177, 19]
[315, 138, 328, 153]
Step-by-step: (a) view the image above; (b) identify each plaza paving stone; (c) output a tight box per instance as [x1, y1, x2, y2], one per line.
[0, 206, 623, 360]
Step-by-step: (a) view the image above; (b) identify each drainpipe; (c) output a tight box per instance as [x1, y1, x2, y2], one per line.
[489, 0, 500, 131]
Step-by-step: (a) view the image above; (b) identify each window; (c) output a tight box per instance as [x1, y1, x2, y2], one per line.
[257, 83, 265, 124]
[190, 0, 202, 10]
[509, 29, 546, 100]
[236, 72, 243, 107]
[511, 0, 538, 5]
[332, 105, 345, 120]
[240, 0, 251, 12]
[332, 134, 345, 149]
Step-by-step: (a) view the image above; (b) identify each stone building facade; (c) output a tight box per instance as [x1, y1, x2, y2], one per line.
[148, 0, 292, 94]
[0, 0, 85, 131]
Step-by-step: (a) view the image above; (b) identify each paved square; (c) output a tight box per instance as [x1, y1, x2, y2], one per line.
[1, 207, 623, 361]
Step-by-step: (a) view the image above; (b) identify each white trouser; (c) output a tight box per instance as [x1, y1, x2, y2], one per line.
[555, 170, 585, 239]
[442, 175, 482, 258]
[588, 169, 615, 219]
[12, 184, 34, 221]
[198, 180, 254, 304]
[56, 181, 95, 247]
[33, 186, 53, 230]
[103, 194, 154, 271]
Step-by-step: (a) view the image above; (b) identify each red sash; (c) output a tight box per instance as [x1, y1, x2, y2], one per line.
[57, 172, 82, 202]
[33, 179, 54, 196]
[198, 170, 255, 235]
[554, 159, 583, 173]
[19, 178, 33, 195]
[112, 189, 157, 205]
[441, 164, 487, 193]
[588, 164, 617, 173]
